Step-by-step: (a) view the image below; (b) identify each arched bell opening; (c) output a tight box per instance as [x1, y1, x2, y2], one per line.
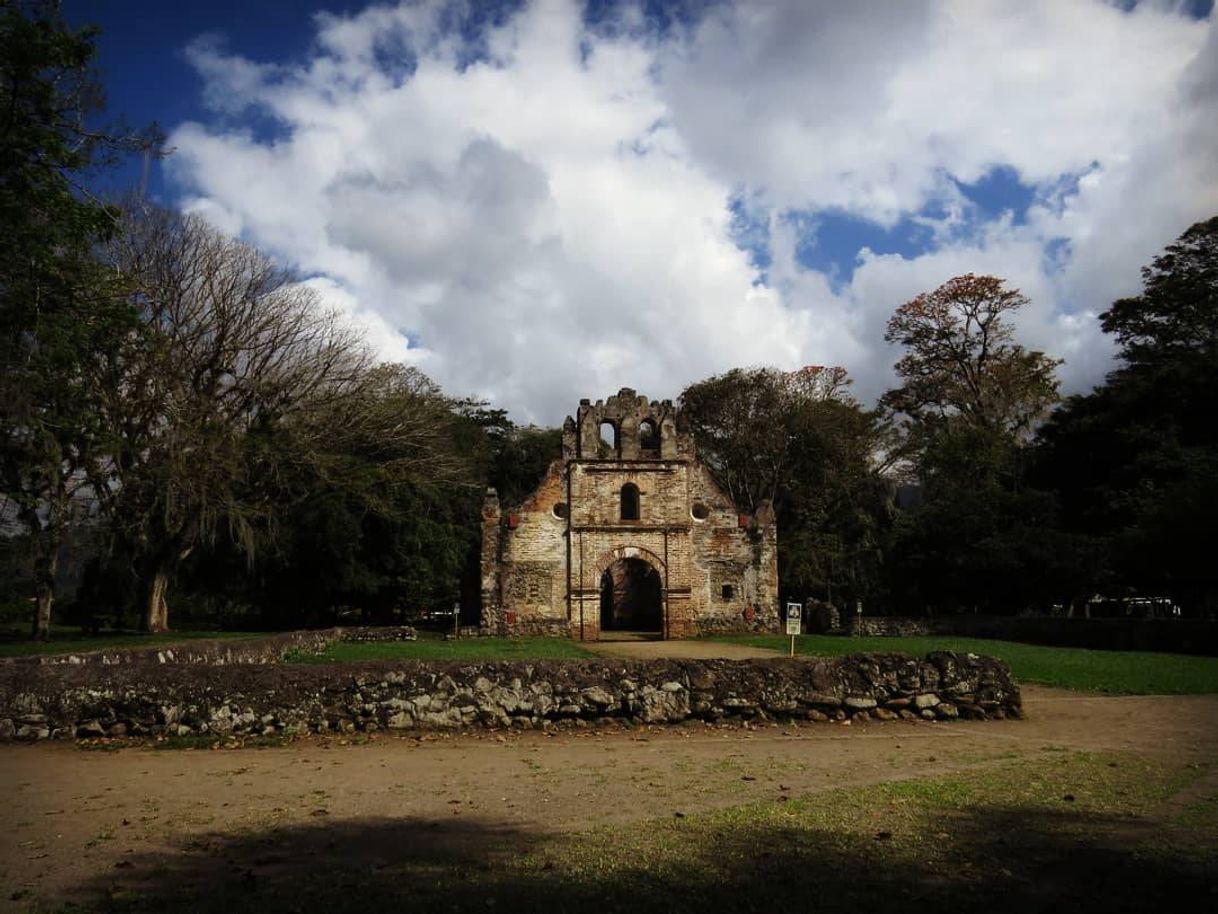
[638, 418, 660, 457]
[599, 421, 618, 458]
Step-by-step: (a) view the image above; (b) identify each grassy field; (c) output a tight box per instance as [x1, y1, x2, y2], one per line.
[288, 635, 597, 663]
[58, 750, 1218, 913]
[0, 626, 268, 658]
[713, 633, 1218, 694]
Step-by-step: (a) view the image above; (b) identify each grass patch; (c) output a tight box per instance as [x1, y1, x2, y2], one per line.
[0, 627, 267, 658]
[710, 633, 1218, 694]
[287, 636, 597, 663]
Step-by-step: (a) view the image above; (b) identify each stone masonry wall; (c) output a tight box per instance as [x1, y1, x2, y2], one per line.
[849, 617, 941, 638]
[0, 651, 1020, 741]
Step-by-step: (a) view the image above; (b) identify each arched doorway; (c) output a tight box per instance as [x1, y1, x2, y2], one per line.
[600, 557, 662, 632]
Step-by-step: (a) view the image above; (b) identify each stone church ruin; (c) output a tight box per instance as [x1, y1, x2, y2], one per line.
[481, 388, 780, 640]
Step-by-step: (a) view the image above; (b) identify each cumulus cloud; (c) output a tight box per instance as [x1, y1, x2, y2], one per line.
[167, 0, 1217, 422]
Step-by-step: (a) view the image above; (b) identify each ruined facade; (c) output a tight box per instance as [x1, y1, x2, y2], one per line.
[481, 389, 780, 640]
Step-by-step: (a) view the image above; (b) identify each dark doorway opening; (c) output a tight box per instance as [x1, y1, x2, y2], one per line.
[599, 558, 662, 632]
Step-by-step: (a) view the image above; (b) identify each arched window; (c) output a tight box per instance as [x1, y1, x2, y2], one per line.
[620, 483, 640, 521]
[638, 419, 659, 455]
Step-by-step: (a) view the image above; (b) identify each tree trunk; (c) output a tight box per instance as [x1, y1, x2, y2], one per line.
[143, 569, 170, 633]
[32, 583, 54, 641]
[28, 523, 59, 641]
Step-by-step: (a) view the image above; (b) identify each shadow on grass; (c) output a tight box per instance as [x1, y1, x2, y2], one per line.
[65, 803, 1215, 914]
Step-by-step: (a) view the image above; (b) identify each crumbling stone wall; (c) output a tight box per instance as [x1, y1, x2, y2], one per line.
[849, 617, 941, 638]
[482, 388, 780, 640]
[0, 651, 1020, 741]
[0, 627, 417, 668]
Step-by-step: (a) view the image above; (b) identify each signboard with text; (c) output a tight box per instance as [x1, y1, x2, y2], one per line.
[785, 602, 802, 636]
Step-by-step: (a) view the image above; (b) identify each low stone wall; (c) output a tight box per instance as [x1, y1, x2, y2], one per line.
[482, 619, 573, 638]
[849, 617, 940, 638]
[0, 651, 1020, 741]
[1, 629, 343, 668]
[1, 626, 419, 668]
[337, 626, 418, 644]
[694, 613, 782, 636]
[848, 615, 1218, 656]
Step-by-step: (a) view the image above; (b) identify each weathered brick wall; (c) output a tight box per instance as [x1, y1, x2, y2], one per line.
[482, 461, 568, 634]
[689, 463, 779, 633]
[0, 651, 1021, 741]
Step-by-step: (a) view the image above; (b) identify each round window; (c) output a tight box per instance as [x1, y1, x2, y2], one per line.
[552, 502, 569, 519]
[691, 502, 710, 521]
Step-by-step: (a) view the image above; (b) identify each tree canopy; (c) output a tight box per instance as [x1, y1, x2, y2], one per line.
[1036, 215, 1218, 616]
[1101, 216, 1218, 369]
[0, 2, 154, 637]
[882, 274, 1061, 443]
[680, 366, 891, 606]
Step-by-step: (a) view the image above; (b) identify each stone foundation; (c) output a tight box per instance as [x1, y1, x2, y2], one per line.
[0, 651, 1020, 741]
[481, 619, 573, 638]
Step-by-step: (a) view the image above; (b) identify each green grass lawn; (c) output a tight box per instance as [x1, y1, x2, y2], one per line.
[0, 626, 267, 658]
[288, 636, 597, 663]
[712, 633, 1218, 694]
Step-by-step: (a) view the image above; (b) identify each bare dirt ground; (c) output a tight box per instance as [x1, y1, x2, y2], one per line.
[2, 685, 1217, 911]
[581, 637, 783, 659]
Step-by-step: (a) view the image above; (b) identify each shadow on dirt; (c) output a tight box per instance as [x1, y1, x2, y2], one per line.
[63, 801, 1214, 913]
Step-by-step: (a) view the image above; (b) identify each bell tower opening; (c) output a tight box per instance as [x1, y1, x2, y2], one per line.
[599, 558, 662, 632]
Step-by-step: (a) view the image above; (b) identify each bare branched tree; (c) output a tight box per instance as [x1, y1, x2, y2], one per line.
[89, 205, 373, 631]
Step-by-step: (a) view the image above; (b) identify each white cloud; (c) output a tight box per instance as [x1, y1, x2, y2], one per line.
[166, 0, 1216, 423]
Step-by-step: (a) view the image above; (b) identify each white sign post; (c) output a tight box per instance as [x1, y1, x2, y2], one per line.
[785, 602, 802, 656]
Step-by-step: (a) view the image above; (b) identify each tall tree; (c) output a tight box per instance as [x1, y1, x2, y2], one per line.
[88, 206, 371, 631]
[1037, 216, 1218, 615]
[0, 2, 152, 637]
[1101, 216, 1218, 368]
[881, 274, 1061, 445]
[230, 365, 482, 628]
[881, 275, 1062, 613]
[680, 366, 890, 605]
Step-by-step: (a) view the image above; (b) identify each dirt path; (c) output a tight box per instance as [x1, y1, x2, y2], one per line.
[2, 686, 1216, 911]
[581, 638, 784, 659]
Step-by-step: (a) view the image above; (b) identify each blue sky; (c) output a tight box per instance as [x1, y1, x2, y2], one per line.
[63, 0, 1218, 422]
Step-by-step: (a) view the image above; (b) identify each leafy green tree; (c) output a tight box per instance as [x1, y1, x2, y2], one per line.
[680, 366, 891, 606]
[1036, 216, 1218, 615]
[0, 2, 153, 637]
[1101, 216, 1218, 368]
[165, 367, 483, 630]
